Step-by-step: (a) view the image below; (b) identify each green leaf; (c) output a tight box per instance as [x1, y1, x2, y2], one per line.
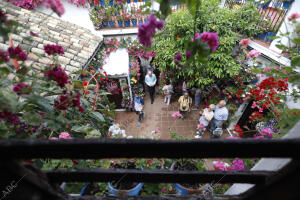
[72, 70, 90, 75]
[0, 67, 10, 76]
[291, 55, 300, 67]
[16, 66, 29, 76]
[72, 80, 84, 89]
[90, 111, 105, 122]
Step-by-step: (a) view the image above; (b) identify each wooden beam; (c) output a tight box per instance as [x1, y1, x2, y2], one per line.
[45, 169, 272, 184]
[0, 139, 300, 159]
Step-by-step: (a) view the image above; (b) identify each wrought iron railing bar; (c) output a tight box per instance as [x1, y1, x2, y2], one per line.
[45, 169, 272, 184]
[1, 139, 300, 159]
[67, 194, 242, 200]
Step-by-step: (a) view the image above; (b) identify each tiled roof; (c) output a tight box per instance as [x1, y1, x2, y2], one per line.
[0, 1, 103, 74]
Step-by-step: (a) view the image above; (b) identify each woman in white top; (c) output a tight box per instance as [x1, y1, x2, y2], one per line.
[162, 80, 173, 106]
[195, 104, 215, 138]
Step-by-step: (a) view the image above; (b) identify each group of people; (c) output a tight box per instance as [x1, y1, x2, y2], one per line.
[195, 100, 229, 139]
[134, 70, 229, 138]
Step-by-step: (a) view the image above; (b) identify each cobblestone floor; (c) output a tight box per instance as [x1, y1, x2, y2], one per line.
[115, 94, 229, 139]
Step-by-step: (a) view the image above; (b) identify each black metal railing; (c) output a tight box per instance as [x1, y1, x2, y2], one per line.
[1, 133, 300, 199]
[225, 0, 294, 43]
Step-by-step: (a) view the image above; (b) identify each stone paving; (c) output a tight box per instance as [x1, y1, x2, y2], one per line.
[115, 94, 229, 139]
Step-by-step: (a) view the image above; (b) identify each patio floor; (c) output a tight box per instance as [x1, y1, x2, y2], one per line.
[115, 94, 230, 140]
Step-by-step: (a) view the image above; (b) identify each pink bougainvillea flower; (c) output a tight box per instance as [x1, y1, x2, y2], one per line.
[138, 15, 164, 47]
[49, 137, 58, 140]
[185, 50, 191, 58]
[161, 187, 166, 193]
[193, 32, 219, 52]
[174, 51, 182, 61]
[246, 50, 261, 59]
[239, 38, 251, 46]
[44, 44, 64, 56]
[45, 0, 65, 16]
[59, 132, 72, 139]
[45, 66, 70, 88]
[288, 12, 300, 21]
[13, 83, 30, 95]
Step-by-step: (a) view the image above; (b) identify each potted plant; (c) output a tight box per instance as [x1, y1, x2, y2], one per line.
[108, 161, 144, 196]
[117, 14, 123, 27]
[122, 11, 131, 27]
[170, 159, 214, 196]
[131, 7, 138, 27]
[109, 16, 116, 28]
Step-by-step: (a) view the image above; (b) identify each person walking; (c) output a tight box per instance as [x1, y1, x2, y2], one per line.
[209, 100, 229, 138]
[195, 104, 215, 138]
[145, 70, 157, 104]
[134, 93, 144, 127]
[194, 88, 202, 109]
[178, 92, 192, 120]
[162, 80, 173, 106]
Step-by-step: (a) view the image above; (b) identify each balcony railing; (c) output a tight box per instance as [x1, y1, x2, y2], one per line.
[225, 0, 294, 43]
[1, 121, 300, 200]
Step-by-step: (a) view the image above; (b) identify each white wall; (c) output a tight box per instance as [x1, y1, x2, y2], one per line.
[270, 0, 300, 53]
[37, 0, 103, 37]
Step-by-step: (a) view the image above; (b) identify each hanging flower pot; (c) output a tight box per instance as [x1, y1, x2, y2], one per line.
[124, 20, 131, 27]
[170, 162, 214, 196]
[282, 0, 294, 9]
[134, 0, 138, 2]
[107, 162, 144, 196]
[109, 21, 116, 28]
[127, 0, 130, 3]
[144, 18, 148, 23]
[104, 21, 109, 28]
[118, 20, 123, 27]
[131, 19, 137, 27]
[260, 1, 271, 9]
[100, 0, 105, 5]
[109, 0, 114, 6]
[266, 32, 276, 42]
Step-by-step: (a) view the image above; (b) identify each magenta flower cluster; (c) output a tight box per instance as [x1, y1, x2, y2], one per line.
[45, 66, 70, 88]
[193, 32, 219, 52]
[54, 91, 84, 112]
[13, 83, 30, 95]
[8, 0, 44, 9]
[0, 110, 20, 125]
[8, 46, 28, 61]
[45, 0, 65, 16]
[44, 44, 64, 56]
[174, 51, 183, 67]
[230, 158, 245, 171]
[138, 15, 164, 47]
[0, 51, 9, 63]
